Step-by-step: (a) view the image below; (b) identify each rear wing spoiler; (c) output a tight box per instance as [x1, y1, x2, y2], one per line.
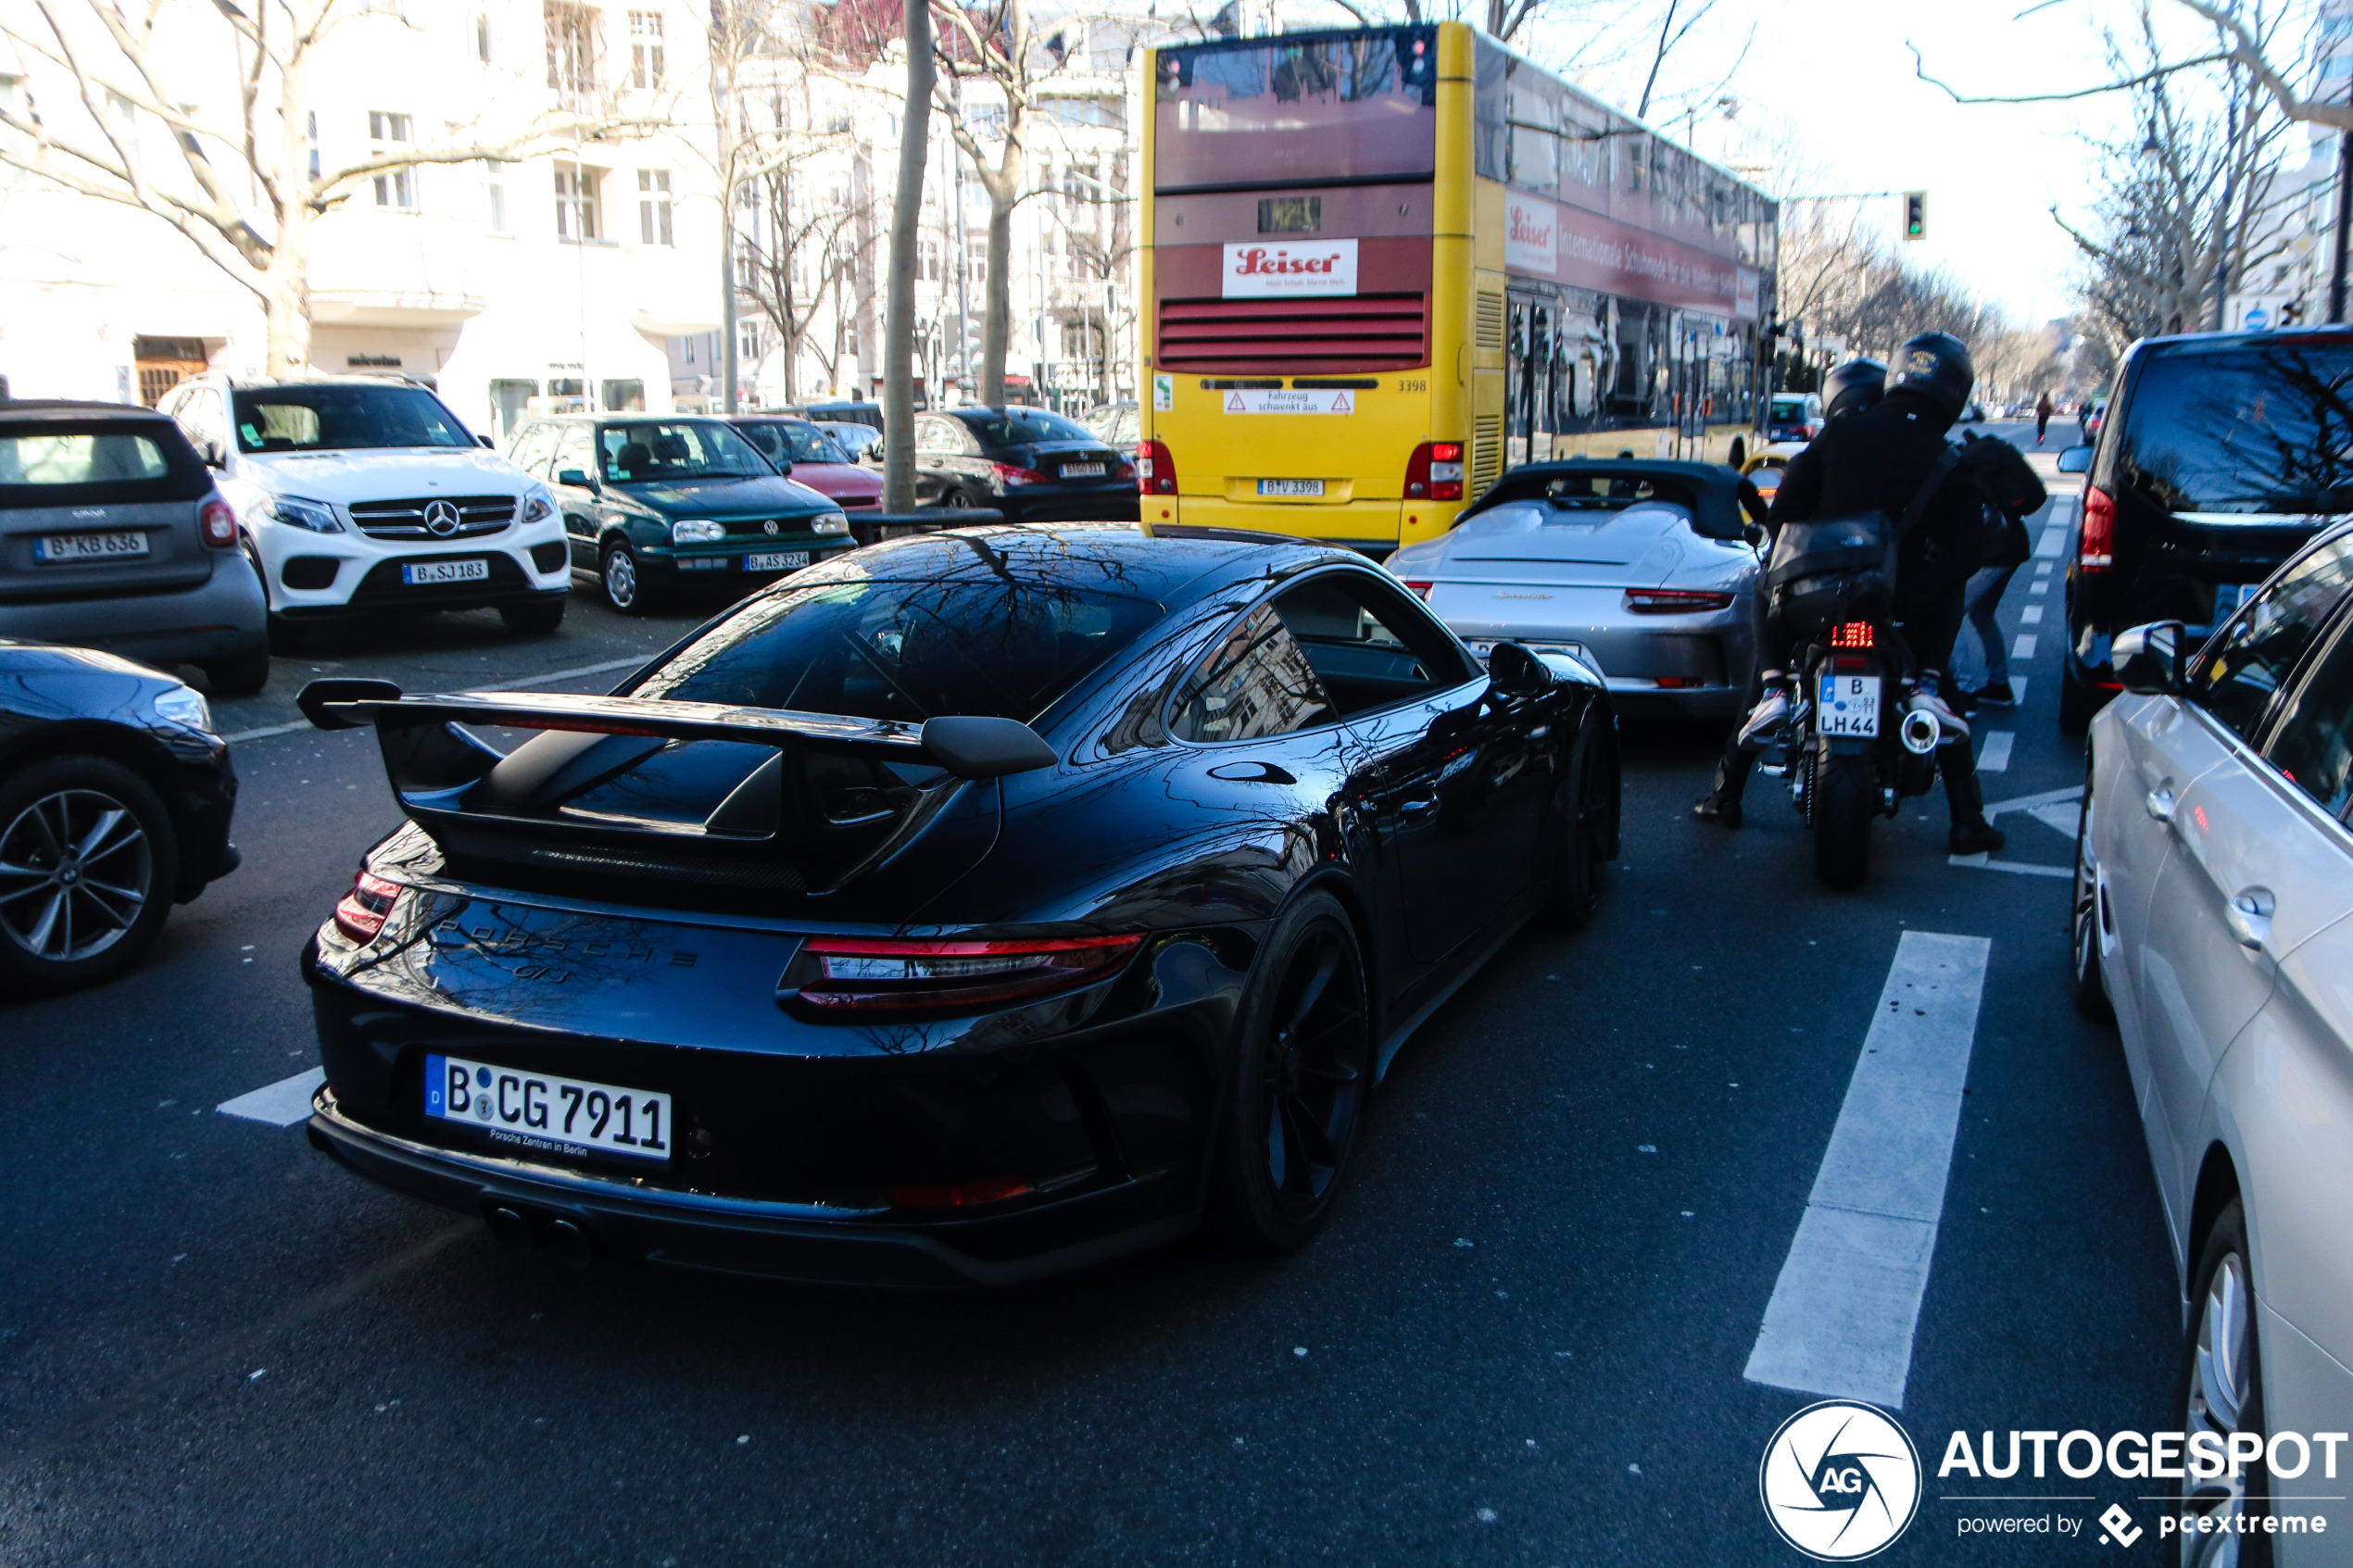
[296, 680, 1055, 780]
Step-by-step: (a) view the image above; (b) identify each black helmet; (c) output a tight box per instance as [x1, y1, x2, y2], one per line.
[1892, 332, 1975, 420]
[1823, 358, 1887, 420]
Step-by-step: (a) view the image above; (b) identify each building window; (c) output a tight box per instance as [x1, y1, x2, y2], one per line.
[555, 163, 598, 241]
[681, 335, 696, 364]
[368, 112, 414, 207]
[637, 168, 673, 245]
[628, 11, 664, 89]
[486, 158, 510, 232]
[476, 13, 492, 61]
[545, 1, 596, 95]
[738, 320, 761, 363]
[919, 237, 941, 282]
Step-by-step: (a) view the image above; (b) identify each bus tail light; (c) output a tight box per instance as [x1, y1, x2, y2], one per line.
[1405, 442, 1465, 502]
[2080, 484, 2115, 571]
[1138, 441, 1177, 495]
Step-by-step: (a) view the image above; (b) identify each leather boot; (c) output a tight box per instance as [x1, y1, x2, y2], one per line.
[1940, 745, 2005, 855]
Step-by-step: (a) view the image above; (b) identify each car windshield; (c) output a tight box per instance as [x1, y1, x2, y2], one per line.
[736, 422, 849, 466]
[632, 578, 1164, 723]
[600, 421, 772, 483]
[231, 385, 476, 453]
[2120, 341, 2353, 513]
[963, 409, 1096, 446]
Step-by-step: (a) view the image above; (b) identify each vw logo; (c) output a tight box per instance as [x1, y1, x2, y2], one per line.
[762, 520, 779, 535]
[1759, 1401, 1919, 1560]
[423, 500, 462, 537]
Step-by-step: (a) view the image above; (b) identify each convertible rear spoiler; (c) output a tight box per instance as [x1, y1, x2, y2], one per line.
[296, 679, 1054, 898]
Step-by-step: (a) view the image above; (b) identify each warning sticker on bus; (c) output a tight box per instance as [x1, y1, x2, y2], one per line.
[1223, 389, 1355, 415]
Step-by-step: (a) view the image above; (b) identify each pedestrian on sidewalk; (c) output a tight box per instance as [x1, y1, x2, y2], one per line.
[2033, 390, 2053, 445]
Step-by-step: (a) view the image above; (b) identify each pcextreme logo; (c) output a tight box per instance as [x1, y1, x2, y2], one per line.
[1761, 1400, 1923, 1561]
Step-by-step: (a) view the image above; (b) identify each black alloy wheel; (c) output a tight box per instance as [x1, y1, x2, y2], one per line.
[0, 754, 181, 997]
[600, 543, 646, 615]
[1211, 891, 1372, 1251]
[2070, 761, 2115, 1023]
[2175, 1199, 2271, 1567]
[1545, 719, 1609, 929]
[501, 597, 568, 635]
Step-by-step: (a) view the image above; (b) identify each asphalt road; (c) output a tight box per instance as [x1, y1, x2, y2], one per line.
[2, 426, 2188, 1565]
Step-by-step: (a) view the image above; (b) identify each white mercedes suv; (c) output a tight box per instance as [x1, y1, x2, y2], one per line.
[156, 375, 568, 651]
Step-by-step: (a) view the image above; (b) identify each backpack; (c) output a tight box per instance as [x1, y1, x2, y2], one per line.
[1957, 430, 2047, 520]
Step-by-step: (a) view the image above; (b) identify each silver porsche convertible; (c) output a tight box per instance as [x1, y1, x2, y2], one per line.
[1387, 459, 1768, 721]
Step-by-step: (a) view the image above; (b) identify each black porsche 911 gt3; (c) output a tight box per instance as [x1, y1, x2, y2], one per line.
[297, 522, 1620, 1286]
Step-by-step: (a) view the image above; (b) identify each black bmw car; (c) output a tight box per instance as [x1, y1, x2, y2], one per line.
[297, 523, 1617, 1286]
[914, 407, 1140, 522]
[0, 640, 240, 995]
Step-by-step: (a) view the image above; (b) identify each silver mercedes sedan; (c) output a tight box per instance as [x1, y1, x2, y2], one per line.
[1387, 459, 1767, 720]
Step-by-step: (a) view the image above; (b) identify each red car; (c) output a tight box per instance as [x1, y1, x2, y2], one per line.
[728, 416, 883, 512]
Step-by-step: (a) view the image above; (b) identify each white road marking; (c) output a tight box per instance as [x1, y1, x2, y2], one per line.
[2020, 605, 2044, 624]
[2009, 676, 2028, 707]
[2028, 579, 2049, 596]
[1978, 732, 2013, 772]
[1744, 932, 1993, 1409]
[217, 1067, 326, 1126]
[1947, 853, 2071, 878]
[1982, 784, 2080, 817]
[220, 655, 650, 745]
[2026, 801, 2081, 838]
[2012, 633, 2038, 659]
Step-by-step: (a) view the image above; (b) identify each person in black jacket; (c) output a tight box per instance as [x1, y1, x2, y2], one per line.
[1695, 333, 2006, 854]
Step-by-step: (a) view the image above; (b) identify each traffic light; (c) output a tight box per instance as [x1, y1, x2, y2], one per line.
[1903, 192, 1926, 242]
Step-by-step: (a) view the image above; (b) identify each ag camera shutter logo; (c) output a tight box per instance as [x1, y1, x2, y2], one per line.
[1760, 1400, 1921, 1560]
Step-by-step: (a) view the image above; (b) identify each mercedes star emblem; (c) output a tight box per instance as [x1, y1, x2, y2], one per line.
[423, 500, 462, 537]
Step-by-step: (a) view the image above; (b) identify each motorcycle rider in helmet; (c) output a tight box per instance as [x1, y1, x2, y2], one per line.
[1693, 334, 2007, 856]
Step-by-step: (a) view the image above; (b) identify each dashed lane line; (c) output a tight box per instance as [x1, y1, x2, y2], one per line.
[2011, 633, 2038, 659]
[1743, 931, 1993, 1410]
[218, 1067, 325, 1126]
[1977, 732, 2013, 772]
[219, 654, 651, 745]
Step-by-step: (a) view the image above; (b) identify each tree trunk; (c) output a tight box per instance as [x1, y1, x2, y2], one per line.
[261, 219, 313, 378]
[883, 1, 936, 511]
[981, 198, 1012, 408]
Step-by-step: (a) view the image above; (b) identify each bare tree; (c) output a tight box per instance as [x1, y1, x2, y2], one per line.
[0, 0, 664, 375]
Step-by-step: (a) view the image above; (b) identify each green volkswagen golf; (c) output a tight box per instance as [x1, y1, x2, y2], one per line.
[508, 415, 854, 613]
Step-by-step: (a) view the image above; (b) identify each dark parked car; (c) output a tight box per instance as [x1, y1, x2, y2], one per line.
[914, 408, 1139, 522]
[1, 401, 269, 695]
[505, 415, 853, 613]
[0, 640, 239, 995]
[2057, 329, 2353, 732]
[296, 523, 1619, 1286]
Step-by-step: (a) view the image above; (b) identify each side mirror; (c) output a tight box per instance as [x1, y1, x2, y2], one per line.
[2114, 621, 2185, 695]
[2057, 445, 2093, 474]
[478, 433, 495, 449]
[920, 714, 1057, 778]
[556, 468, 592, 489]
[1486, 639, 1554, 697]
[774, 459, 793, 477]
[1743, 521, 1767, 547]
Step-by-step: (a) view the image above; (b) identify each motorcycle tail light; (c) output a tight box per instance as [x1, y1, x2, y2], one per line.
[2080, 484, 2116, 571]
[333, 870, 405, 944]
[1624, 588, 1735, 613]
[199, 497, 238, 548]
[784, 934, 1144, 1012]
[1139, 440, 1177, 495]
[1404, 441, 1465, 501]
[1831, 621, 1875, 649]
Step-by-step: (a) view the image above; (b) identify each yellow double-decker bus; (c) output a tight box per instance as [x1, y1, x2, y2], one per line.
[1138, 22, 1779, 557]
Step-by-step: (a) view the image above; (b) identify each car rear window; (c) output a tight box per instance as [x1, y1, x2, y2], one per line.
[2120, 340, 2353, 513]
[737, 421, 849, 466]
[0, 423, 208, 505]
[963, 409, 1094, 446]
[628, 579, 1164, 723]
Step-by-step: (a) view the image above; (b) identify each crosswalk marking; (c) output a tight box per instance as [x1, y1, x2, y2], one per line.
[1744, 932, 1993, 1409]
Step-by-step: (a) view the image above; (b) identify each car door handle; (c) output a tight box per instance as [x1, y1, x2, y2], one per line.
[1397, 791, 1439, 818]
[2224, 888, 2275, 952]
[2145, 786, 2176, 823]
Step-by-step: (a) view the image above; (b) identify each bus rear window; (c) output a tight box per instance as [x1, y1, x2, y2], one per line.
[1154, 28, 1438, 192]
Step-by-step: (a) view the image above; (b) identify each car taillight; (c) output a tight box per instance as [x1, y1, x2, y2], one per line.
[784, 934, 1144, 1012]
[2080, 484, 2115, 571]
[1831, 621, 1874, 649]
[990, 461, 1049, 487]
[199, 497, 237, 549]
[1624, 587, 1735, 613]
[1805, 420, 1823, 439]
[1138, 440, 1177, 495]
[1404, 442, 1465, 501]
[1402, 580, 1433, 600]
[333, 870, 404, 944]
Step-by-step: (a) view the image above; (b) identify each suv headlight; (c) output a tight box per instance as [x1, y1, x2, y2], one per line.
[521, 488, 556, 526]
[672, 518, 726, 544]
[152, 684, 215, 735]
[265, 495, 343, 533]
[811, 511, 849, 536]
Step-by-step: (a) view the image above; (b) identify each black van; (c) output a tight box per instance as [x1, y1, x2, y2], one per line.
[2057, 328, 2353, 732]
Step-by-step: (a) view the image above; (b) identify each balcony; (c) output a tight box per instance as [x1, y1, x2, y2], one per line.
[308, 208, 487, 327]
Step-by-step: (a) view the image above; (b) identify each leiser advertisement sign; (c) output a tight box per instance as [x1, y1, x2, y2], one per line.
[1221, 240, 1359, 298]
[1504, 198, 1752, 320]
